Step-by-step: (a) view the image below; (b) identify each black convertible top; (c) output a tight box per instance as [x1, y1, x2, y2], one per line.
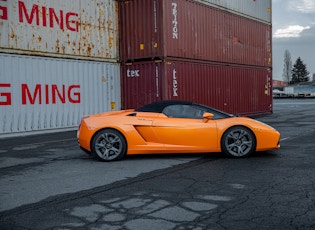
[134, 100, 234, 119]
[135, 100, 193, 113]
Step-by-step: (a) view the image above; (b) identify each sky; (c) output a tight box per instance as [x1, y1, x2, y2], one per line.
[272, 0, 315, 81]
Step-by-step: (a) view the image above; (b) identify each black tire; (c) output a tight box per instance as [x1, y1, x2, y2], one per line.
[221, 126, 256, 158]
[91, 129, 127, 161]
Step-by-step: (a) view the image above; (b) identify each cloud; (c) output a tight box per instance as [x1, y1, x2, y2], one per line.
[272, 0, 315, 80]
[288, 0, 315, 13]
[273, 25, 311, 38]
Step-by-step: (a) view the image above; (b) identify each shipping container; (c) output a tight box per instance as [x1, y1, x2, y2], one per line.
[119, 0, 272, 67]
[194, 0, 271, 24]
[0, 0, 119, 61]
[121, 59, 272, 115]
[121, 61, 163, 109]
[0, 53, 121, 135]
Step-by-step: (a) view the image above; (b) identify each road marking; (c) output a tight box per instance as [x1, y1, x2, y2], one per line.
[280, 137, 290, 141]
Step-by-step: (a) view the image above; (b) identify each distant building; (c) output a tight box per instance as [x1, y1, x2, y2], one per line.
[273, 81, 315, 98]
[272, 80, 288, 88]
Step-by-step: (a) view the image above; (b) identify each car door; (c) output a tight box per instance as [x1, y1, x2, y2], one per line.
[152, 104, 218, 151]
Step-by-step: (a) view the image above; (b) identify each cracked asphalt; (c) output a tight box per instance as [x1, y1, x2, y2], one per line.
[0, 99, 315, 230]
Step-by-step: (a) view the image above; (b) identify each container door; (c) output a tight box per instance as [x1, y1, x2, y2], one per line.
[121, 61, 162, 109]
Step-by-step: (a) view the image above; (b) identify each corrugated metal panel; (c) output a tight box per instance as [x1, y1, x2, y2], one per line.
[0, 53, 121, 135]
[121, 59, 272, 115]
[194, 0, 271, 24]
[119, 0, 162, 62]
[163, 59, 272, 115]
[121, 61, 163, 109]
[0, 0, 119, 61]
[119, 0, 272, 67]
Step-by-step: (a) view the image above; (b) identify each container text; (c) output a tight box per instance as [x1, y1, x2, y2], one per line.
[0, 83, 81, 106]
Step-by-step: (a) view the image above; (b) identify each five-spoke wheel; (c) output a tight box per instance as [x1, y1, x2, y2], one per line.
[221, 126, 256, 157]
[91, 129, 126, 161]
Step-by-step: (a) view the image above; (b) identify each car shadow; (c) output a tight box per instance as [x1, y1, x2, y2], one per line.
[124, 152, 223, 162]
[251, 150, 280, 158]
[79, 150, 279, 162]
[124, 151, 279, 161]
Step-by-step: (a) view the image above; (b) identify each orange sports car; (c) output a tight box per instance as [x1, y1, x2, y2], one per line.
[77, 100, 280, 161]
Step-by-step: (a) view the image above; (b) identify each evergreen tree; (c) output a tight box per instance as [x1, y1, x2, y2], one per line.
[282, 50, 292, 83]
[291, 57, 309, 84]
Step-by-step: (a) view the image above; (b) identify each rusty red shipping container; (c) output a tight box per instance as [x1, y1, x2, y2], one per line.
[121, 59, 273, 116]
[119, 0, 272, 67]
[122, 61, 163, 109]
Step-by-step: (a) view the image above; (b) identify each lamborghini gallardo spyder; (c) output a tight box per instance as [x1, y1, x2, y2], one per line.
[77, 100, 280, 161]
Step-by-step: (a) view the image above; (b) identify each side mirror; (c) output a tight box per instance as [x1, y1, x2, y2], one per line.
[202, 112, 214, 122]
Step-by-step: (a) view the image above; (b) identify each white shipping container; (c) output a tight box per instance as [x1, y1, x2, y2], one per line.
[0, 0, 118, 60]
[194, 0, 271, 24]
[284, 86, 295, 97]
[0, 53, 121, 135]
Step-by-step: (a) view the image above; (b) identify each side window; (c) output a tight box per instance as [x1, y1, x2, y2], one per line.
[163, 105, 205, 119]
[163, 105, 183, 118]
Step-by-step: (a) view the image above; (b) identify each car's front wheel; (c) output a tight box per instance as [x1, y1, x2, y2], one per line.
[221, 126, 256, 158]
[91, 129, 127, 161]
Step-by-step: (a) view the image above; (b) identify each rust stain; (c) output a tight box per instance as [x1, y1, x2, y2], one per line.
[87, 45, 91, 56]
[66, 34, 71, 46]
[3, 0, 118, 60]
[10, 31, 15, 39]
[108, 38, 113, 48]
[56, 38, 60, 53]
[77, 42, 80, 55]
[32, 34, 36, 43]
[87, 48, 91, 56]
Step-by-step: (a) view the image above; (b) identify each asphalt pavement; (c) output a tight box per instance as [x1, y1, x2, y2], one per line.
[1, 99, 315, 230]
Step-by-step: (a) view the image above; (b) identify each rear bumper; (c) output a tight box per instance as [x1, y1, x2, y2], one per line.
[80, 146, 91, 155]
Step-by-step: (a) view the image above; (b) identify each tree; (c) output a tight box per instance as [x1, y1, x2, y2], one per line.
[291, 57, 310, 84]
[282, 49, 292, 83]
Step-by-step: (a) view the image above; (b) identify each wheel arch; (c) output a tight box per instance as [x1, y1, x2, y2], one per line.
[220, 125, 257, 152]
[90, 127, 128, 154]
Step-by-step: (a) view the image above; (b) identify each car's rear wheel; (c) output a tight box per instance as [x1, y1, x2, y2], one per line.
[221, 126, 256, 158]
[91, 129, 126, 161]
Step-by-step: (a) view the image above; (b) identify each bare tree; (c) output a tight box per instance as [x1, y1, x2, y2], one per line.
[282, 49, 292, 83]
